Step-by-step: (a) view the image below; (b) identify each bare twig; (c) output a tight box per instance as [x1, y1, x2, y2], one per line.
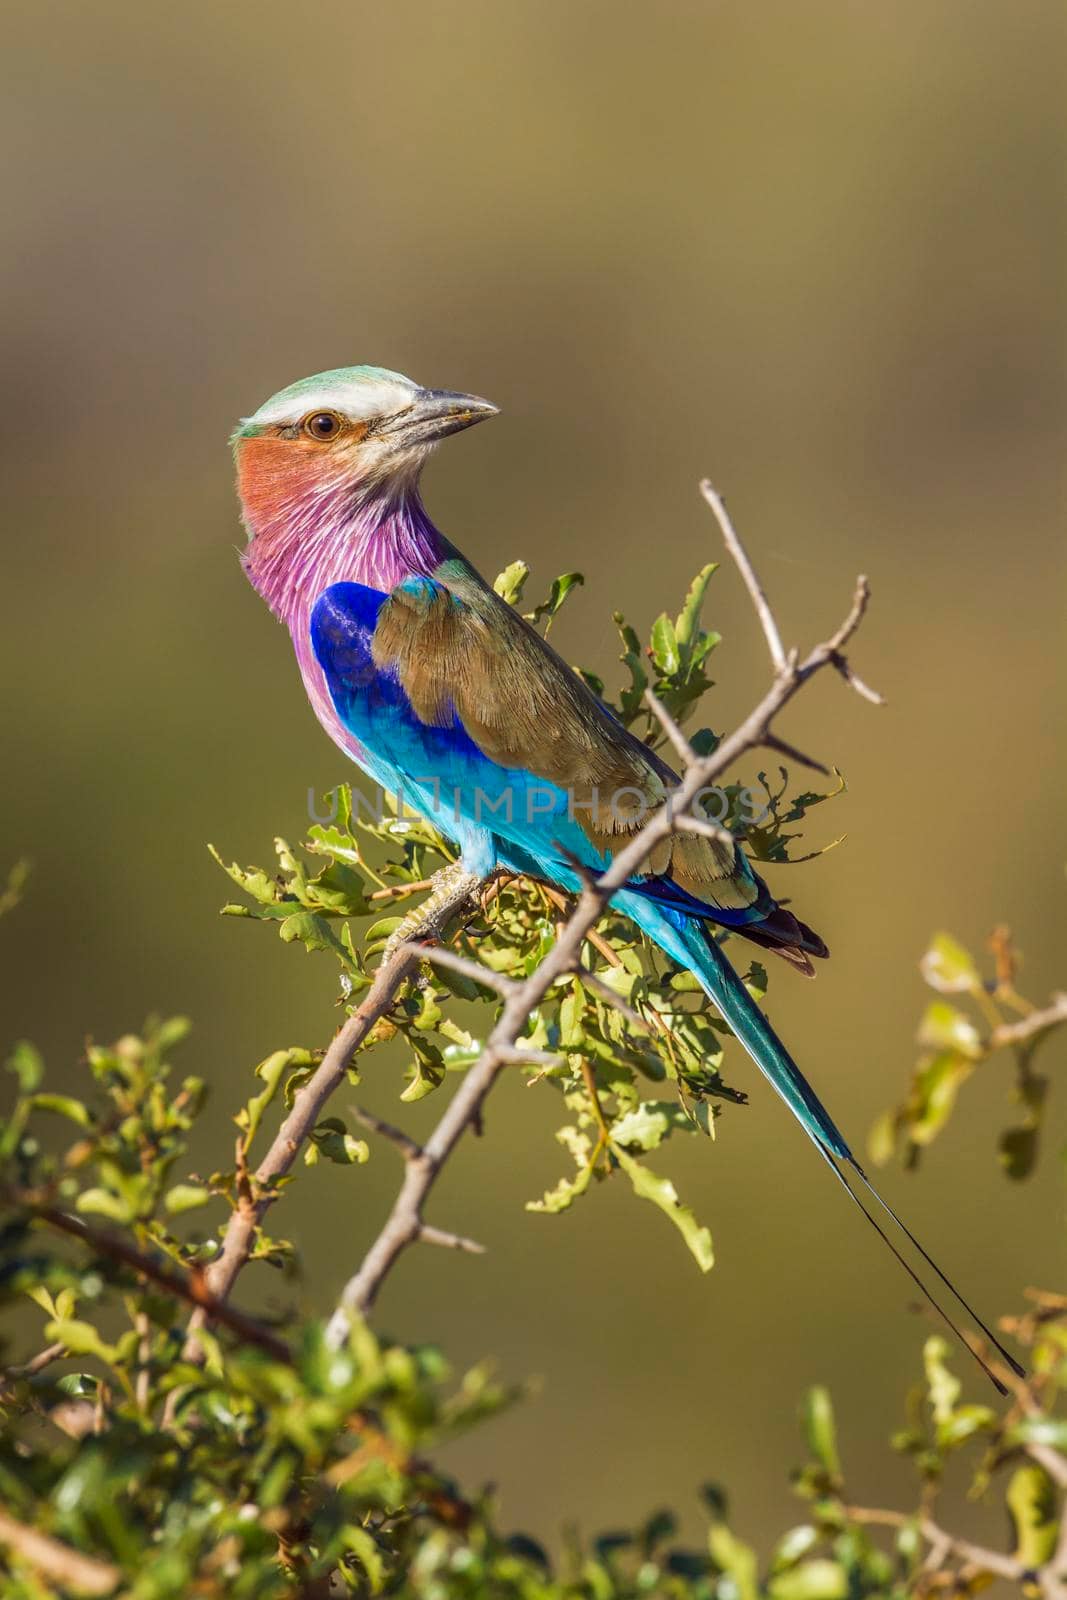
[644, 687, 696, 769]
[2, 1341, 66, 1382]
[700, 480, 787, 672]
[846, 1505, 1023, 1584]
[418, 1225, 485, 1255]
[176, 870, 482, 1367]
[578, 968, 651, 1034]
[989, 993, 1067, 1052]
[0, 1507, 119, 1594]
[349, 1106, 425, 1162]
[673, 812, 736, 850]
[763, 731, 830, 776]
[16, 1200, 290, 1363]
[369, 877, 434, 901]
[408, 942, 518, 995]
[325, 487, 883, 1339]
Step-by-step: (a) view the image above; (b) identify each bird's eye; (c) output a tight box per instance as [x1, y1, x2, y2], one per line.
[302, 411, 343, 441]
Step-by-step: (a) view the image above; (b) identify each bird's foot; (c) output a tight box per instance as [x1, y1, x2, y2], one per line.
[380, 861, 485, 966]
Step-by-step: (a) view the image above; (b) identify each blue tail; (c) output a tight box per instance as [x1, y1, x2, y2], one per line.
[618, 890, 851, 1161]
[615, 890, 1024, 1391]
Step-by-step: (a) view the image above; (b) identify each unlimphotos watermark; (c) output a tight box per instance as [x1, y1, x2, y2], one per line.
[306, 779, 770, 830]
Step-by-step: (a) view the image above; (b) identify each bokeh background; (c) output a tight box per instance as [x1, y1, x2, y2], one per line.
[3, 0, 1065, 1564]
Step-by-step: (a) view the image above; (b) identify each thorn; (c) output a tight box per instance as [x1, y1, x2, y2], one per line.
[763, 732, 830, 776]
[349, 1106, 425, 1163]
[418, 1224, 486, 1255]
[403, 943, 516, 996]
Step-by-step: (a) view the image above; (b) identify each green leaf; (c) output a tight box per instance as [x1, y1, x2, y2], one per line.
[305, 822, 365, 867]
[26, 1285, 58, 1317]
[916, 1001, 983, 1059]
[1006, 1416, 1067, 1451]
[343, 1523, 387, 1593]
[800, 1386, 841, 1480]
[559, 982, 586, 1049]
[909, 1051, 974, 1145]
[310, 1118, 370, 1164]
[0, 858, 31, 920]
[493, 559, 530, 606]
[7, 1039, 43, 1092]
[527, 1127, 598, 1213]
[1006, 1463, 1058, 1568]
[923, 1336, 960, 1426]
[1000, 1122, 1041, 1180]
[768, 1559, 848, 1599]
[26, 1093, 91, 1126]
[609, 1103, 671, 1152]
[279, 910, 352, 963]
[75, 1188, 133, 1224]
[400, 1054, 445, 1102]
[241, 1048, 315, 1146]
[936, 1402, 995, 1447]
[920, 932, 981, 995]
[526, 1161, 597, 1215]
[649, 613, 680, 676]
[208, 844, 279, 906]
[611, 1144, 713, 1271]
[707, 1524, 758, 1600]
[155, 1016, 192, 1052]
[164, 1183, 212, 1215]
[769, 1525, 819, 1572]
[43, 1319, 118, 1364]
[674, 564, 718, 663]
[526, 571, 584, 631]
[867, 1110, 897, 1167]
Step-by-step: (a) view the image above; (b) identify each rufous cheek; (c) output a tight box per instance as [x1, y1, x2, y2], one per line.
[236, 431, 374, 527]
[236, 436, 327, 525]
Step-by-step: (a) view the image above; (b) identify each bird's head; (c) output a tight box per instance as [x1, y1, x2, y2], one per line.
[233, 365, 498, 531]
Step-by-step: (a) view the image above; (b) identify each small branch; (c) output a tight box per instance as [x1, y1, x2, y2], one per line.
[349, 1106, 426, 1163]
[989, 993, 1067, 1052]
[644, 687, 696, 769]
[369, 877, 434, 901]
[830, 652, 884, 706]
[178, 869, 482, 1364]
[2, 1341, 66, 1381]
[846, 1505, 1023, 1584]
[407, 942, 518, 996]
[496, 1045, 563, 1067]
[418, 1224, 485, 1254]
[673, 812, 736, 850]
[18, 1200, 290, 1363]
[578, 968, 651, 1035]
[0, 1507, 119, 1595]
[763, 731, 830, 776]
[700, 480, 787, 673]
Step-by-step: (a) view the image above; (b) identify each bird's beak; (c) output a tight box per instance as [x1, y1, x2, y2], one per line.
[378, 388, 499, 448]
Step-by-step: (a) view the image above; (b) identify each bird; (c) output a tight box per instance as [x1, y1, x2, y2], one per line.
[235, 364, 1019, 1389]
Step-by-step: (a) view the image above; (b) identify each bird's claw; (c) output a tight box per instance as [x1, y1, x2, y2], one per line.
[379, 862, 484, 966]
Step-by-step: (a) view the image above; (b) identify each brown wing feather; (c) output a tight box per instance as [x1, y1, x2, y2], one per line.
[371, 554, 758, 914]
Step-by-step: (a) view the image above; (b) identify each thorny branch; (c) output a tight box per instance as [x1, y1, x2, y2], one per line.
[12, 1199, 292, 1363]
[176, 872, 482, 1366]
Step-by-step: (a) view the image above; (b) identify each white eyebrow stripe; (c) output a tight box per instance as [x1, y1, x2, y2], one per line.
[251, 376, 418, 428]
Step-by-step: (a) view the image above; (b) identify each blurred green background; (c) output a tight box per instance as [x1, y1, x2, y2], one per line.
[2, 0, 1065, 1561]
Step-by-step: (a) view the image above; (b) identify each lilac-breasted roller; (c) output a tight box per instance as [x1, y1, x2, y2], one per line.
[235, 365, 1018, 1387]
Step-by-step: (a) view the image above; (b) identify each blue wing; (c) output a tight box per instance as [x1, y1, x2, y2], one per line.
[309, 579, 768, 925]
